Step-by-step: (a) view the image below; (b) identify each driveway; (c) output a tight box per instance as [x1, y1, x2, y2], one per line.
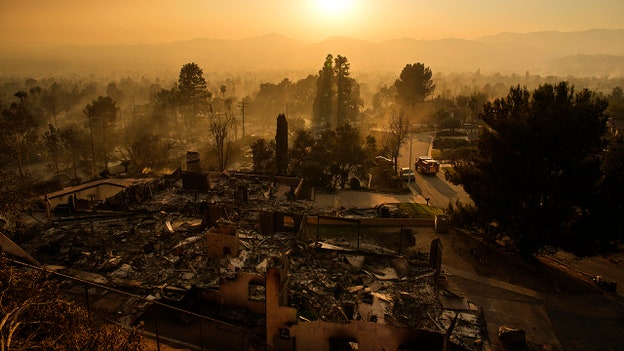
[312, 189, 426, 210]
[410, 227, 624, 351]
[400, 132, 473, 209]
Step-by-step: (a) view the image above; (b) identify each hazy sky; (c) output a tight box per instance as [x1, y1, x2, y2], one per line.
[1, 0, 623, 45]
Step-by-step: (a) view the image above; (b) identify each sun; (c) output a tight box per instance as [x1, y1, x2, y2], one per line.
[316, 0, 353, 17]
[302, 0, 363, 39]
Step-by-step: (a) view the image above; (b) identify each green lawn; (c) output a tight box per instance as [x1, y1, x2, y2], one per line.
[396, 202, 443, 218]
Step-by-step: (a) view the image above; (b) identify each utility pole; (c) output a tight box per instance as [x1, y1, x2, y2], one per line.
[88, 112, 96, 179]
[117, 106, 122, 130]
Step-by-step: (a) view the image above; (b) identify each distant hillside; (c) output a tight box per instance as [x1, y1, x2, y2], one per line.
[1, 29, 623, 77]
[543, 54, 624, 77]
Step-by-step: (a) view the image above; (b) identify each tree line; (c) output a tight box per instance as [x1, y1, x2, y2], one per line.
[0, 55, 439, 185]
[249, 57, 438, 190]
[247, 56, 624, 257]
[2, 54, 624, 257]
[448, 82, 624, 257]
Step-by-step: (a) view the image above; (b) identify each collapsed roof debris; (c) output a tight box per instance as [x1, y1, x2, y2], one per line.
[287, 251, 442, 330]
[11, 166, 485, 350]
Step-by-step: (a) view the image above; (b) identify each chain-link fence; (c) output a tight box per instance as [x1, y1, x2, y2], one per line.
[8, 258, 270, 351]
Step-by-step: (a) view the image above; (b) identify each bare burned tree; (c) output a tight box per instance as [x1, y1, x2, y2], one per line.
[209, 100, 237, 171]
[382, 109, 409, 172]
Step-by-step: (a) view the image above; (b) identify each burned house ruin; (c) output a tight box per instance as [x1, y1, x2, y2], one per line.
[4, 158, 485, 351]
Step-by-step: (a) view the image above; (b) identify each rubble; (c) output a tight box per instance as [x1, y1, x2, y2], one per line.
[14, 168, 487, 350]
[498, 325, 527, 350]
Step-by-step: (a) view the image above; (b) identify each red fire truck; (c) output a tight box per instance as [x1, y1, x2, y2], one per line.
[415, 156, 440, 175]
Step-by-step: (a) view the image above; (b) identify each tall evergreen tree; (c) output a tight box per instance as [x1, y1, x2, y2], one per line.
[178, 62, 209, 107]
[178, 62, 211, 141]
[275, 113, 288, 175]
[334, 55, 362, 126]
[312, 54, 334, 129]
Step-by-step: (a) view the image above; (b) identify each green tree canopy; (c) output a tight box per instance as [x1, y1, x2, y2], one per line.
[178, 62, 211, 141]
[120, 114, 177, 174]
[250, 138, 276, 174]
[252, 75, 316, 125]
[178, 62, 210, 107]
[151, 86, 180, 135]
[329, 124, 366, 189]
[290, 124, 366, 190]
[394, 62, 435, 108]
[289, 129, 315, 176]
[449, 82, 609, 257]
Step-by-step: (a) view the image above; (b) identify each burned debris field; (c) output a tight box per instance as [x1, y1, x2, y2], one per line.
[7, 166, 484, 351]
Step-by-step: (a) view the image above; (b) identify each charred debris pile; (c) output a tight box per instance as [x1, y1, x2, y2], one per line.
[13, 167, 485, 350]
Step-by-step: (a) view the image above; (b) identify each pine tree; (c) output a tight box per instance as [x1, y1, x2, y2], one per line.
[275, 113, 289, 175]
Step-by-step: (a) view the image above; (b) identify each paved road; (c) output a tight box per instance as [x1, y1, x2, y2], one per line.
[413, 227, 624, 351]
[312, 131, 624, 350]
[312, 132, 472, 211]
[400, 132, 473, 209]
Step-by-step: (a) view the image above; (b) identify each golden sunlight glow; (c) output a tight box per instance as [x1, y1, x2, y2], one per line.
[0, 1, 621, 45]
[316, 0, 353, 17]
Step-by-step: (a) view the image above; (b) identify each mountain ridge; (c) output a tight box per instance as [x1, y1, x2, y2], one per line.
[1, 29, 623, 77]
